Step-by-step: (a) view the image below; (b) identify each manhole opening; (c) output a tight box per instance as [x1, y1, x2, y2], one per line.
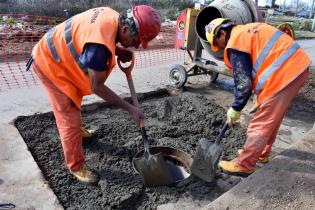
[164, 156, 190, 181]
[133, 146, 193, 186]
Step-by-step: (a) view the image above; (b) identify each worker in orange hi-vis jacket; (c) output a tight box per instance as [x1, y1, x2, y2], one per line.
[29, 5, 161, 185]
[205, 18, 311, 177]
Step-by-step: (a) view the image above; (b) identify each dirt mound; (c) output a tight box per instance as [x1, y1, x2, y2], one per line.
[15, 92, 246, 209]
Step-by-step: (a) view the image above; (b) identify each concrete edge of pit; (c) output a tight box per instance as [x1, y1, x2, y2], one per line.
[0, 122, 63, 210]
[81, 88, 177, 112]
[202, 128, 315, 210]
[0, 88, 175, 210]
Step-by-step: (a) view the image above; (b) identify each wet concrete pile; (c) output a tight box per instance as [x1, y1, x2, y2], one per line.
[15, 92, 247, 209]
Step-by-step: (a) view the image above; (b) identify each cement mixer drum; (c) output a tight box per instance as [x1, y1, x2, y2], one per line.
[195, 0, 264, 60]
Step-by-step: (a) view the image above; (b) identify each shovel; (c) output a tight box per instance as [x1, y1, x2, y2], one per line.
[191, 122, 229, 182]
[118, 57, 173, 187]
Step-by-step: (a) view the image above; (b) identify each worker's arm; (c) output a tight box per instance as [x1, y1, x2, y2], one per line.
[226, 49, 253, 126]
[79, 43, 144, 124]
[229, 49, 253, 111]
[79, 43, 111, 71]
[88, 69, 144, 124]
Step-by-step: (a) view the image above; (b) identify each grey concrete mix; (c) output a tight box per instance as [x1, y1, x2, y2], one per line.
[14, 92, 247, 209]
[0, 39, 315, 209]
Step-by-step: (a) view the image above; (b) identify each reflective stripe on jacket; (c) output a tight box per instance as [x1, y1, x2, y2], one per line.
[224, 23, 311, 105]
[33, 7, 119, 108]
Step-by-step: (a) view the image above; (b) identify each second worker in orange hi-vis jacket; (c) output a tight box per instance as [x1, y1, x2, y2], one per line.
[30, 5, 161, 185]
[205, 18, 311, 176]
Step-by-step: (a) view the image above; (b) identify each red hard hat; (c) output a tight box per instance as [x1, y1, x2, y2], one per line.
[132, 5, 161, 49]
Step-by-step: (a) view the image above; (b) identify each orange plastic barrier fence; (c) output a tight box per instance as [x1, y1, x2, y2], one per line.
[0, 14, 188, 92]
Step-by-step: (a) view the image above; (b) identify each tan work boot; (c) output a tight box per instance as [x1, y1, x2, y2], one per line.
[237, 149, 269, 163]
[219, 161, 255, 177]
[82, 127, 94, 139]
[71, 164, 100, 185]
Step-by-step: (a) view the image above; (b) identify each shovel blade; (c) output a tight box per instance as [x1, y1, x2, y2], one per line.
[191, 138, 222, 182]
[133, 151, 174, 187]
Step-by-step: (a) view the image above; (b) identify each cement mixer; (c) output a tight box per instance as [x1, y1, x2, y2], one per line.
[169, 0, 292, 88]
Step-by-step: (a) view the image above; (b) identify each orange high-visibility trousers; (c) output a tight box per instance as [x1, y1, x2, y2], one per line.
[33, 62, 84, 172]
[236, 69, 309, 170]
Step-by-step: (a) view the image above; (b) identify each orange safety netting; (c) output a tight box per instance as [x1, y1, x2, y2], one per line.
[0, 14, 188, 92]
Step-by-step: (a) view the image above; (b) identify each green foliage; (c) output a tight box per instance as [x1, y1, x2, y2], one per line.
[165, 9, 178, 21]
[0, 3, 8, 13]
[5, 16, 14, 24]
[291, 19, 313, 31]
[178, 1, 194, 11]
[0, 15, 26, 25]
[48, 17, 59, 25]
[66, 6, 86, 17]
[110, 3, 129, 13]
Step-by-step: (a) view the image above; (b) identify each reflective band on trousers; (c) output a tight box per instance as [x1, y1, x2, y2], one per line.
[46, 18, 88, 73]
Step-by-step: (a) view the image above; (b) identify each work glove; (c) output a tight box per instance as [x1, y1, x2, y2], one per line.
[227, 107, 241, 127]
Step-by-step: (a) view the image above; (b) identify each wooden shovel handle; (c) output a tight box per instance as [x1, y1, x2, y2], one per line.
[118, 55, 145, 128]
[117, 54, 135, 81]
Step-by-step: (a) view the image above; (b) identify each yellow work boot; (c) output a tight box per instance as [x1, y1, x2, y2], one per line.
[218, 161, 255, 177]
[71, 164, 100, 185]
[82, 127, 94, 139]
[237, 149, 269, 163]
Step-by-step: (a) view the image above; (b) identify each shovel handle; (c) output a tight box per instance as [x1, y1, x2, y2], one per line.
[117, 54, 135, 79]
[128, 77, 149, 151]
[126, 73, 145, 128]
[119, 55, 149, 151]
[119, 56, 145, 128]
[214, 122, 229, 144]
[127, 78, 140, 108]
[119, 55, 140, 108]
[128, 76, 149, 151]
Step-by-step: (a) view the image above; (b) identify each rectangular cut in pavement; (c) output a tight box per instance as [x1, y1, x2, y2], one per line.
[0, 122, 63, 209]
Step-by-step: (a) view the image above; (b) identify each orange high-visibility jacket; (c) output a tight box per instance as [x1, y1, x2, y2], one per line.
[33, 7, 119, 108]
[224, 23, 311, 105]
